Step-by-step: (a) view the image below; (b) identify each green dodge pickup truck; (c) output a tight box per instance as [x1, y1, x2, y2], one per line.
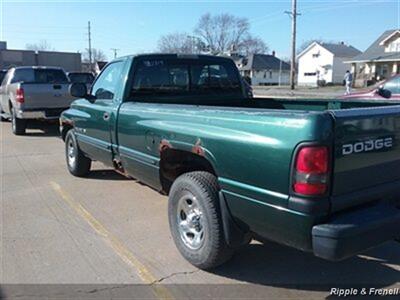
[60, 54, 400, 269]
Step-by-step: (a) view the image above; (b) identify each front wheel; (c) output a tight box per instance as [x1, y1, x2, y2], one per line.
[65, 130, 91, 177]
[11, 108, 26, 135]
[168, 171, 234, 269]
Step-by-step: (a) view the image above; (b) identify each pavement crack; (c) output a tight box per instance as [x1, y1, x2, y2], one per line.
[151, 269, 200, 284]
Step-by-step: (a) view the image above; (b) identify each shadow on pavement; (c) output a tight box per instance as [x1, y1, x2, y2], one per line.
[86, 169, 131, 181]
[213, 241, 400, 292]
[23, 121, 60, 137]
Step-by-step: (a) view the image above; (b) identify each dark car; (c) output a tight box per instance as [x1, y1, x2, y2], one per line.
[67, 72, 95, 90]
[341, 75, 400, 100]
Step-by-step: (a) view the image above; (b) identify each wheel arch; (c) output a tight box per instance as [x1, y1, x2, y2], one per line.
[61, 123, 74, 141]
[159, 148, 218, 195]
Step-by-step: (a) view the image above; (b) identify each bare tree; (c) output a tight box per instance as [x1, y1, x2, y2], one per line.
[194, 13, 268, 55]
[239, 36, 269, 56]
[157, 32, 193, 54]
[25, 40, 54, 51]
[83, 48, 107, 63]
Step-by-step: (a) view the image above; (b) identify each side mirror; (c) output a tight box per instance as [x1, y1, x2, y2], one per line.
[69, 83, 96, 103]
[376, 86, 392, 99]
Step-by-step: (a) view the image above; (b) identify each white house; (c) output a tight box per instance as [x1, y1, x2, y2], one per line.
[238, 53, 290, 86]
[297, 42, 361, 86]
[346, 29, 400, 87]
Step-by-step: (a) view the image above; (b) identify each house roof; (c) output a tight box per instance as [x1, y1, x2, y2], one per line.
[297, 41, 361, 58]
[347, 29, 400, 62]
[379, 30, 400, 45]
[321, 43, 361, 57]
[240, 54, 290, 71]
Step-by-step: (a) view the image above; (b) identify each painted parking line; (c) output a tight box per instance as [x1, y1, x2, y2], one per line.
[50, 181, 174, 300]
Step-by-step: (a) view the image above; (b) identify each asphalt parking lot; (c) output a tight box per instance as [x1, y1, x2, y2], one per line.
[1, 121, 399, 299]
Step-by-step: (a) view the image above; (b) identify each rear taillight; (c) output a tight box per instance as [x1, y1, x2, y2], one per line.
[293, 146, 329, 196]
[16, 88, 25, 104]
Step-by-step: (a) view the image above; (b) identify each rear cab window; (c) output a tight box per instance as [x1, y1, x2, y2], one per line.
[132, 59, 189, 95]
[11, 68, 69, 84]
[190, 62, 241, 94]
[130, 56, 242, 103]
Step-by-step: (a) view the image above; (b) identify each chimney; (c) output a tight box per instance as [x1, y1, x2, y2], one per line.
[272, 50, 276, 57]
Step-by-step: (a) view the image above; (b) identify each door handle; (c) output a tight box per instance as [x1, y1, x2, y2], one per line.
[103, 112, 110, 121]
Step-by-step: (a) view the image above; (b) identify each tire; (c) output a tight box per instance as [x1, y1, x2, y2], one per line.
[65, 130, 91, 177]
[11, 107, 26, 135]
[168, 171, 234, 269]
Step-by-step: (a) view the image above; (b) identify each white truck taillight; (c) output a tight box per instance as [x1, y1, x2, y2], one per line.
[293, 146, 329, 196]
[16, 88, 25, 104]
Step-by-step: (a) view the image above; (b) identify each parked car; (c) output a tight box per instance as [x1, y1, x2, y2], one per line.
[60, 54, 400, 269]
[341, 75, 400, 100]
[67, 72, 95, 90]
[0, 66, 75, 135]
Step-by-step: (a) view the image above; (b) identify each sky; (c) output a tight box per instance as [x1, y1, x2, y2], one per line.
[0, 0, 399, 60]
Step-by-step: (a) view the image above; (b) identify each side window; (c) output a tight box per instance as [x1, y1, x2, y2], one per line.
[132, 59, 189, 96]
[384, 77, 400, 94]
[91, 61, 124, 100]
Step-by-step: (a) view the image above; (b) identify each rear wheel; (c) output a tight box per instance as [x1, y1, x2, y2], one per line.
[65, 130, 91, 177]
[11, 108, 26, 135]
[168, 171, 234, 269]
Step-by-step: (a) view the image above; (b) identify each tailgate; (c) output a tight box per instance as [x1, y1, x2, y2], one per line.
[21, 83, 74, 110]
[331, 106, 400, 198]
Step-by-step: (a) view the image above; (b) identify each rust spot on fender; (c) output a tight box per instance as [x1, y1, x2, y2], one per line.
[159, 139, 172, 153]
[192, 139, 205, 156]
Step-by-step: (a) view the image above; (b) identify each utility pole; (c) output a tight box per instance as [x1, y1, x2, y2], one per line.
[187, 35, 197, 53]
[87, 21, 92, 72]
[110, 48, 120, 58]
[285, 0, 300, 90]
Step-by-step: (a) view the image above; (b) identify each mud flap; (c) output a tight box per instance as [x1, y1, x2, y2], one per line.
[219, 191, 250, 248]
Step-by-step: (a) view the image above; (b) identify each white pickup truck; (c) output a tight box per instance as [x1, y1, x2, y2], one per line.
[0, 66, 75, 135]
